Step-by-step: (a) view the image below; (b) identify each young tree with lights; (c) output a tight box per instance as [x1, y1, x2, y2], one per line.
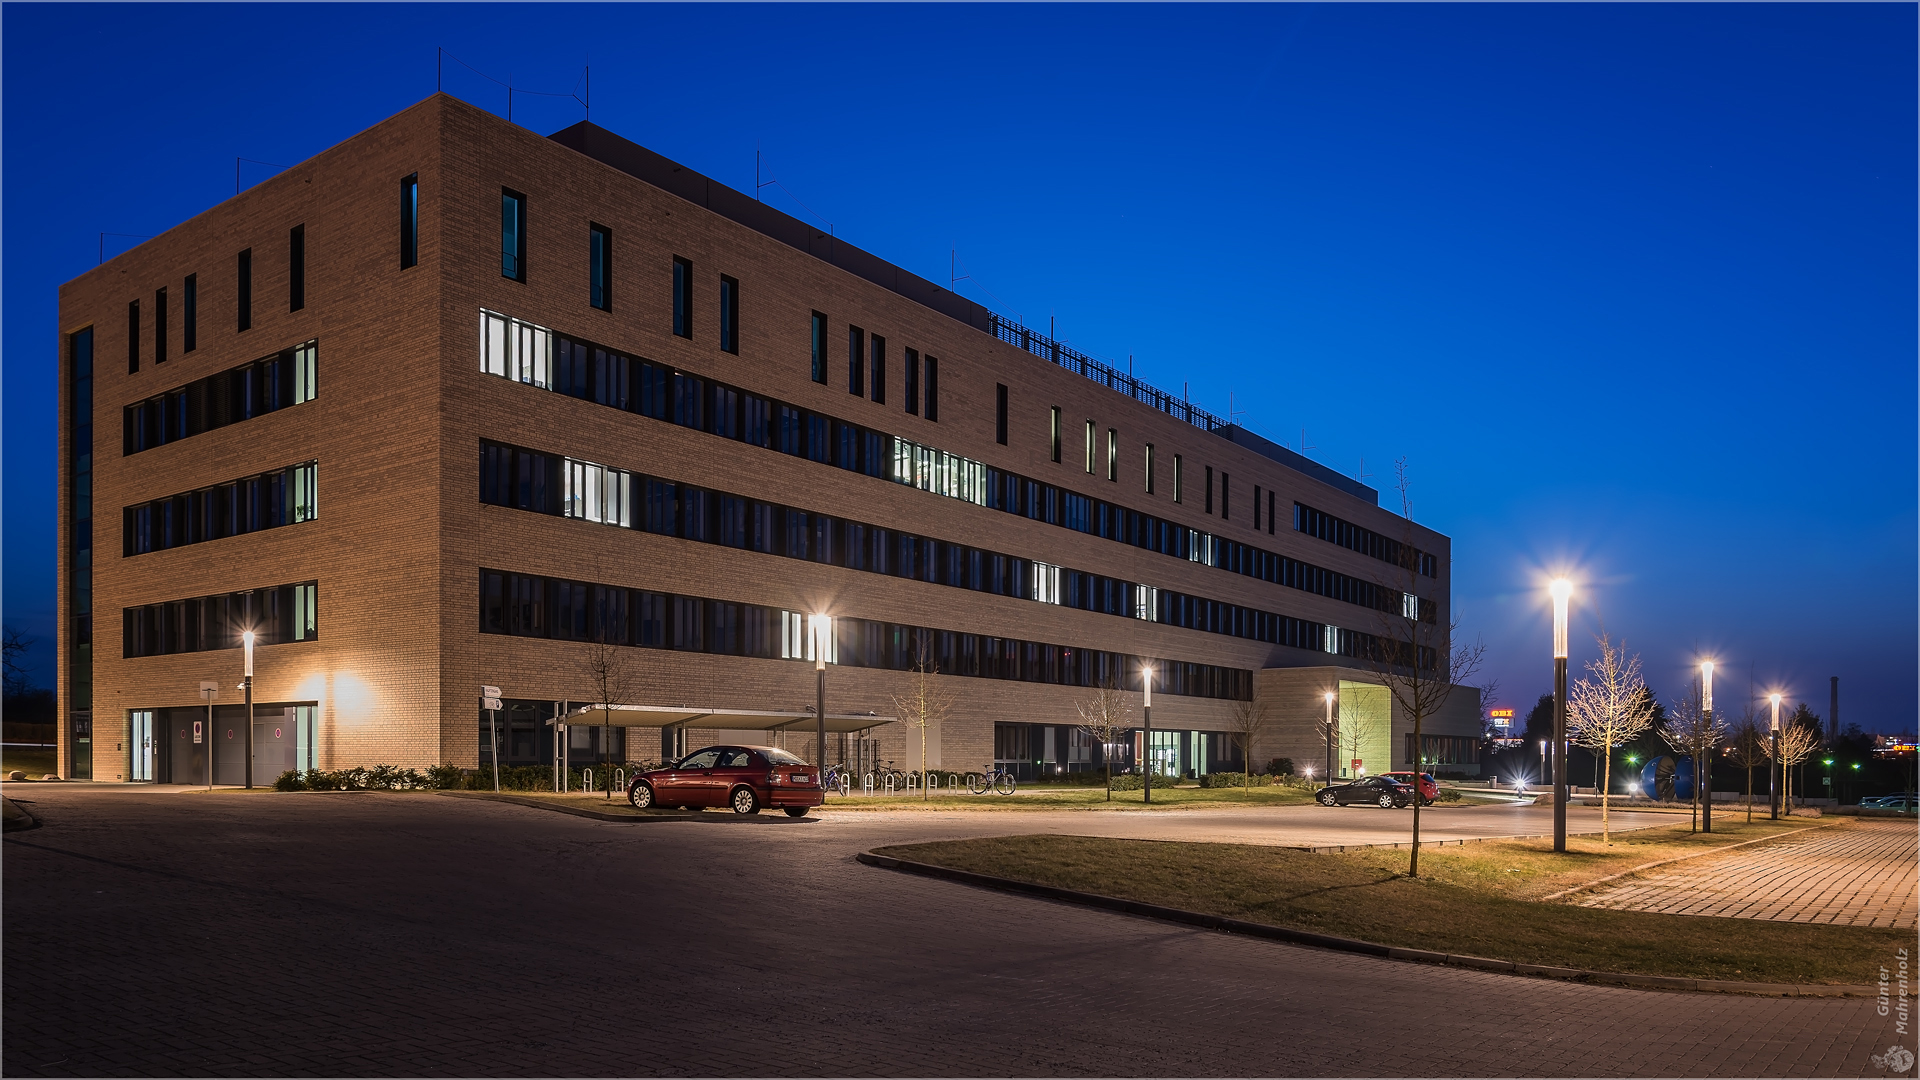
[1724, 707, 1769, 823]
[1566, 632, 1656, 843]
[1764, 707, 1821, 810]
[1074, 674, 1134, 802]
[1661, 690, 1726, 833]
[891, 632, 954, 801]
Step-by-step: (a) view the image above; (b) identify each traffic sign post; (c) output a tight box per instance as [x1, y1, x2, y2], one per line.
[481, 686, 502, 793]
[199, 681, 219, 789]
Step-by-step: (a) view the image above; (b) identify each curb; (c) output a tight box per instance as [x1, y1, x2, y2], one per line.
[855, 851, 1873, 998]
[1303, 821, 1672, 854]
[436, 791, 815, 824]
[1538, 822, 1839, 901]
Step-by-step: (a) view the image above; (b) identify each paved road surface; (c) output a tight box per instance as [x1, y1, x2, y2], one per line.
[3, 787, 1904, 1077]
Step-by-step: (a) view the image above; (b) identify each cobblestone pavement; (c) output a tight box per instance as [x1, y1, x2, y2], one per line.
[3, 787, 1906, 1077]
[1578, 819, 1919, 928]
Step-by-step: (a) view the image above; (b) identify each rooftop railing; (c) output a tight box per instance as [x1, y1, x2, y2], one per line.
[984, 313, 1227, 433]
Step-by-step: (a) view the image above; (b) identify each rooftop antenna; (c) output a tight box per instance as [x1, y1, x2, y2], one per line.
[235, 158, 288, 195]
[1298, 428, 1317, 456]
[1356, 456, 1373, 483]
[1229, 391, 1246, 428]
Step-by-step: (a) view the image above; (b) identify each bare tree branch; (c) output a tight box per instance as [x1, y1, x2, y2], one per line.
[891, 632, 955, 801]
[1075, 675, 1135, 802]
[1566, 632, 1655, 843]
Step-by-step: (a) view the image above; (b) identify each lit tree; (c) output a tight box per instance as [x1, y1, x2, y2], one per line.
[1764, 707, 1821, 810]
[578, 637, 638, 798]
[1075, 675, 1135, 802]
[1566, 632, 1656, 843]
[1223, 697, 1274, 794]
[1724, 707, 1769, 823]
[891, 632, 955, 801]
[1363, 459, 1487, 878]
[1661, 690, 1726, 833]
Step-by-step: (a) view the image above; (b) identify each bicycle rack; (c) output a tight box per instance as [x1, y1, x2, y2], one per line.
[581, 768, 593, 793]
[862, 773, 875, 796]
[946, 774, 961, 795]
[905, 772, 919, 794]
[884, 774, 896, 796]
[613, 768, 625, 792]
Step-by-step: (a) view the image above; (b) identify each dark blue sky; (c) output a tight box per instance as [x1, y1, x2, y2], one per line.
[6, 4, 1913, 730]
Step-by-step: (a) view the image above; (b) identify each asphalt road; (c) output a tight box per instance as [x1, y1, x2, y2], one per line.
[3, 787, 1903, 1077]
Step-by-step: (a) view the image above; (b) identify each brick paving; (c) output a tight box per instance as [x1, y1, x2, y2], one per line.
[2, 787, 1907, 1077]
[1579, 820, 1918, 928]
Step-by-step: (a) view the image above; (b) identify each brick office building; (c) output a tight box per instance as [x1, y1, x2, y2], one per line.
[57, 94, 1481, 786]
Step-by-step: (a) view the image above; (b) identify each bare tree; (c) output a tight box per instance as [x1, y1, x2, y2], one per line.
[1223, 697, 1274, 794]
[891, 632, 954, 801]
[1339, 708, 1381, 776]
[1075, 675, 1135, 802]
[1724, 708, 1768, 822]
[579, 638, 639, 798]
[1565, 632, 1656, 843]
[1362, 459, 1487, 878]
[2, 624, 34, 699]
[1661, 690, 1726, 832]
[1763, 711, 1821, 810]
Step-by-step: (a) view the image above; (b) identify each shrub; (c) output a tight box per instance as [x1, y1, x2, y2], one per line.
[1264, 757, 1296, 776]
[1108, 772, 1182, 791]
[273, 770, 306, 792]
[424, 763, 464, 790]
[1200, 772, 1274, 789]
[1435, 788, 1463, 803]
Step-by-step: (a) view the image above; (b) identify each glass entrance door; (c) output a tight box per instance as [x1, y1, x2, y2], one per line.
[128, 710, 155, 782]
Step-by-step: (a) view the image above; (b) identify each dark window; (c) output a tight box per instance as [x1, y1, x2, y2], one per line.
[672, 257, 692, 337]
[1268, 490, 1276, 535]
[870, 334, 886, 404]
[154, 289, 168, 365]
[288, 224, 305, 312]
[237, 248, 253, 331]
[1205, 466, 1214, 514]
[1254, 485, 1261, 530]
[183, 275, 198, 352]
[719, 275, 739, 353]
[996, 384, 1008, 444]
[501, 189, 527, 281]
[1221, 473, 1229, 520]
[810, 312, 827, 384]
[589, 224, 612, 311]
[848, 326, 864, 395]
[925, 356, 938, 422]
[127, 300, 140, 374]
[904, 348, 919, 416]
[1049, 406, 1061, 462]
[399, 173, 419, 269]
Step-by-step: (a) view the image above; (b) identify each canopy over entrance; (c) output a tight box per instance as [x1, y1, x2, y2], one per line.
[561, 703, 896, 735]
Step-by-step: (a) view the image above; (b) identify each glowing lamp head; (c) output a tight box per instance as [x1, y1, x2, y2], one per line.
[1549, 579, 1571, 659]
[1141, 663, 1154, 707]
[808, 614, 831, 669]
[241, 630, 256, 677]
[1700, 661, 1714, 712]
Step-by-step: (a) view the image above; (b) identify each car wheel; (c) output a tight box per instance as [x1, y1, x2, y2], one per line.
[731, 787, 760, 815]
[783, 806, 809, 818]
[627, 782, 655, 810]
[1317, 790, 1338, 806]
[1378, 793, 1397, 808]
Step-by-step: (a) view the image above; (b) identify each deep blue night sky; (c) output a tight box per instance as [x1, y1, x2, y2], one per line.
[6, 5, 1913, 730]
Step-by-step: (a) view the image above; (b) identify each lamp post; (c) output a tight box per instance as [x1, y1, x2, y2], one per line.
[809, 614, 831, 774]
[1700, 661, 1714, 833]
[1323, 690, 1336, 788]
[1141, 662, 1154, 805]
[240, 631, 256, 789]
[1550, 579, 1570, 852]
[1768, 693, 1781, 820]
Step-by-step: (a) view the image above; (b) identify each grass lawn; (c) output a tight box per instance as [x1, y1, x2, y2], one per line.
[2, 747, 57, 777]
[875, 819, 1899, 984]
[819, 783, 1320, 811]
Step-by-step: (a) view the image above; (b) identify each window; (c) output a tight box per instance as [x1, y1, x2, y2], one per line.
[501, 189, 527, 281]
[237, 248, 253, 331]
[1049, 407, 1061, 462]
[1144, 444, 1155, 493]
[123, 339, 318, 455]
[810, 312, 827, 384]
[1133, 584, 1160, 622]
[121, 580, 320, 657]
[1221, 472, 1229, 520]
[128, 299, 141, 374]
[1254, 485, 1261, 530]
[123, 460, 319, 556]
[154, 289, 168, 365]
[870, 334, 886, 403]
[925, 356, 938, 422]
[1106, 429, 1117, 482]
[671, 257, 692, 337]
[479, 309, 553, 388]
[904, 348, 919, 416]
[1268, 490, 1276, 535]
[1083, 420, 1095, 473]
[288, 224, 305, 312]
[847, 326, 864, 395]
[589, 224, 612, 311]
[1205, 466, 1214, 514]
[183, 274, 197, 352]
[996, 384, 1008, 444]
[1032, 562, 1063, 605]
[1174, 455, 1183, 503]
[399, 173, 419, 269]
[719, 275, 739, 353]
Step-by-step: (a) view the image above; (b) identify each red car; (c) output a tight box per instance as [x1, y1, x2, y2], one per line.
[628, 745, 823, 817]
[1382, 771, 1440, 805]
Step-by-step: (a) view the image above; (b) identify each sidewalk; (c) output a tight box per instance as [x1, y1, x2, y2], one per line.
[1576, 820, 1917, 928]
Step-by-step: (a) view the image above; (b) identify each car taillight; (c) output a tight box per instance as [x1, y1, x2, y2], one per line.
[768, 770, 781, 783]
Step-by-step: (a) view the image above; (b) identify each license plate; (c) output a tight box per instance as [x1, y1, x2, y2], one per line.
[792, 774, 811, 784]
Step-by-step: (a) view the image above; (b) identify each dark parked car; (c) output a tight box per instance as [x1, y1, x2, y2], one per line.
[1315, 775, 1415, 808]
[627, 745, 822, 817]
[1381, 771, 1440, 804]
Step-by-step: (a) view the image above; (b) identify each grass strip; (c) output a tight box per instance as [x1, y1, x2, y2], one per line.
[819, 785, 1319, 811]
[874, 824, 1902, 985]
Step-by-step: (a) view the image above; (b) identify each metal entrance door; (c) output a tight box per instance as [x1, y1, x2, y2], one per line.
[129, 710, 155, 782]
[254, 712, 296, 781]
[169, 715, 208, 785]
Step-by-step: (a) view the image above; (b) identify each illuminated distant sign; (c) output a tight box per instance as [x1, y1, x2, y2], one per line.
[1489, 709, 1515, 731]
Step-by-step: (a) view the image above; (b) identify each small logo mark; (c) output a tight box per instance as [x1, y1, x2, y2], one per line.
[1871, 1045, 1914, 1073]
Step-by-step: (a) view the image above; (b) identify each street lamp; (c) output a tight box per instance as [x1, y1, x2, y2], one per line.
[1769, 693, 1782, 820]
[1700, 661, 1714, 833]
[1141, 662, 1154, 805]
[809, 614, 831, 776]
[241, 631, 256, 789]
[1323, 690, 1336, 786]
[1550, 579, 1570, 852]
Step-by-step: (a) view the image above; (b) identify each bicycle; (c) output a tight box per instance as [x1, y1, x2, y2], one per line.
[969, 764, 1017, 796]
[821, 763, 852, 797]
[863, 760, 907, 792]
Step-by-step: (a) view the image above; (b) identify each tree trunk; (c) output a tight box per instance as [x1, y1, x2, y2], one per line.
[1745, 763, 1753, 823]
[1601, 747, 1611, 844]
[921, 725, 927, 801]
[1408, 713, 1422, 878]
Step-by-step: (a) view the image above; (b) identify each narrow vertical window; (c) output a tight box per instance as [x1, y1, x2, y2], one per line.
[925, 356, 938, 422]
[399, 173, 419, 269]
[847, 326, 865, 394]
[870, 334, 886, 403]
[904, 348, 920, 415]
[237, 249, 253, 331]
[719, 275, 739, 353]
[1107, 429, 1118, 482]
[1144, 444, 1156, 493]
[183, 274, 198, 352]
[996, 384, 1009, 444]
[589, 224, 612, 311]
[501, 189, 527, 282]
[1254, 485, 1262, 530]
[288, 224, 306, 312]
[810, 312, 827, 384]
[1174, 455, 1184, 503]
[1049, 407, 1061, 462]
[1084, 420, 1095, 473]
[672, 257, 692, 337]
[1205, 466, 1214, 514]
[1221, 473, 1230, 519]
[154, 288, 168, 365]
[127, 300, 141, 374]
[1268, 490, 1276, 535]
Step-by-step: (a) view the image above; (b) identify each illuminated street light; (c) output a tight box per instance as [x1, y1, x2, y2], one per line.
[1142, 662, 1156, 804]
[242, 631, 256, 789]
[1700, 661, 1715, 833]
[1323, 690, 1336, 787]
[809, 614, 832, 774]
[1550, 579, 1570, 852]
[1769, 692, 1782, 820]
